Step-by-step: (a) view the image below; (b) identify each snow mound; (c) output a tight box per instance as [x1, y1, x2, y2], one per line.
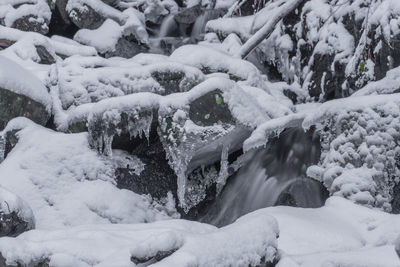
[170, 44, 263, 86]
[0, 211, 278, 267]
[0, 55, 51, 111]
[261, 196, 400, 266]
[0, 118, 177, 229]
[304, 94, 400, 211]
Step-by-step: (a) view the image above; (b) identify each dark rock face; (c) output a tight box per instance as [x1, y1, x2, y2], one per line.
[0, 254, 49, 267]
[151, 69, 201, 95]
[68, 5, 106, 29]
[189, 90, 234, 126]
[35, 46, 56, 65]
[308, 53, 347, 100]
[115, 134, 178, 200]
[391, 182, 400, 214]
[131, 248, 178, 265]
[0, 89, 50, 130]
[174, 5, 203, 24]
[104, 37, 148, 59]
[3, 130, 19, 159]
[48, 0, 79, 38]
[0, 211, 32, 238]
[11, 15, 49, 35]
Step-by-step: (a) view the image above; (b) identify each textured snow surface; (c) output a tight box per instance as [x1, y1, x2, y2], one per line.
[0, 197, 399, 266]
[0, 118, 177, 229]
[0, 210, 278, 267]
[0, 55, 52, 110]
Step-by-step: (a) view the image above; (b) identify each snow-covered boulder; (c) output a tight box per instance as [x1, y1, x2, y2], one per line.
[0, 186, 35, 237]
[0, 56, 51, 130]
[0, 208, 278, 266]
[304, 94, 400, 212]
[73, 8, 149, 58]
[158, 78, 269, 212]
[0, 0, 51, 34]
[55, 55, 204, 112]
[170, 44, 264, 86]
[0, 118, 178, 229]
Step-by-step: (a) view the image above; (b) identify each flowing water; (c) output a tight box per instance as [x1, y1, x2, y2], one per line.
[199, 127, 328, 227]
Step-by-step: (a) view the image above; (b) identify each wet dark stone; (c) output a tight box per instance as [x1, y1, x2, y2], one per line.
[374, 33, 400, 81]
[69, 5, 105, 29]
[391, 182, 400, 214]
[36, 45, 56, 65]
[3, 129, 19, 159]
[131, 248, 178, 265]
[189, 89, 234, 127]
[151, 70, 185, 94]
[0, 254, 49, 267]
[174, 5, 203, 24]
[0, 89, 50, 130]
[308, 53, 346, 101]
[48, 0, 79, 38]
[12, 15, 49, 34]
[104, 37, 149, 59]
[113, 114, 178, 200]
[115, 137, 178, 200]
[0, 211, 32, 238]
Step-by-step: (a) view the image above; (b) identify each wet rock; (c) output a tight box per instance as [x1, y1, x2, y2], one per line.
[104, 36, 148, 59]
[114, 131, 178, 200]
[0, 254, 49, 267]
[174, 5, 203, 24]
[391, 182, 400, 214]
[0, 89, 50, 130]
[160, 87, 253, 212]
[0, 187, 35, 238]
[48, 0, 79, 38]
[36, 45, 56, 65]
[131, 248, 178, 265]
[189, 89, 234, 126]
[11, 15, 49, 34]
[308, 53, 347, 101]
[68, 4, 106, 29]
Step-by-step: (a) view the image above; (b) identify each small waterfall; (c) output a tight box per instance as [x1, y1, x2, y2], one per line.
[158, 15, 179, 38]
[191, 9, 224, 38]
[200, 127, 328, 227]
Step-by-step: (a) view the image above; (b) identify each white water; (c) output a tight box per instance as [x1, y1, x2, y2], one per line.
[159, 15, 178, 38]
[200, 128, 327, 227]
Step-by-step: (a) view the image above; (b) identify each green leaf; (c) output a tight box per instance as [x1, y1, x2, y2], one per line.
[360, 61, 365, 71]
[216, 95, 223, 105]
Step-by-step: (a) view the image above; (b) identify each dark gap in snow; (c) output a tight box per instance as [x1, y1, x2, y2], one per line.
[47, 7, 79, 38]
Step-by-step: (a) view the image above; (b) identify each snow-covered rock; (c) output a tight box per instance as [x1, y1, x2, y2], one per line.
[0, 207, 278, 267]
[304, 94, 400, 212]
[0, 0, 51, 34]
[0, 118, 178, 229]
[0, 56, 51, 130]
[0, 186, 35, 237]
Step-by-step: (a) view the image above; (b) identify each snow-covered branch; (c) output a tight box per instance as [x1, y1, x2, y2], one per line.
[237, 0, 305, 59]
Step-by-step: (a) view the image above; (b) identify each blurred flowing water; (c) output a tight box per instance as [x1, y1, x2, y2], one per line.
[200, 127, 328, 227]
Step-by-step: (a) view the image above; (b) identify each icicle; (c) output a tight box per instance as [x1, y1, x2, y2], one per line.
[216, 144, 230, 194]
[0, 134, 5, 163]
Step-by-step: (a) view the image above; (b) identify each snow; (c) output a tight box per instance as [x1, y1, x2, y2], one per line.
[0, 55, 52, 110]
[0, 0, 51, 28]
[0, 118, 177, 229]
[74, 19, 123, 54]
[0, 186, 35, 229]
[0, 210, 278, 267]
[170, 44, 263, 86]
[259, 197, 400, 266]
